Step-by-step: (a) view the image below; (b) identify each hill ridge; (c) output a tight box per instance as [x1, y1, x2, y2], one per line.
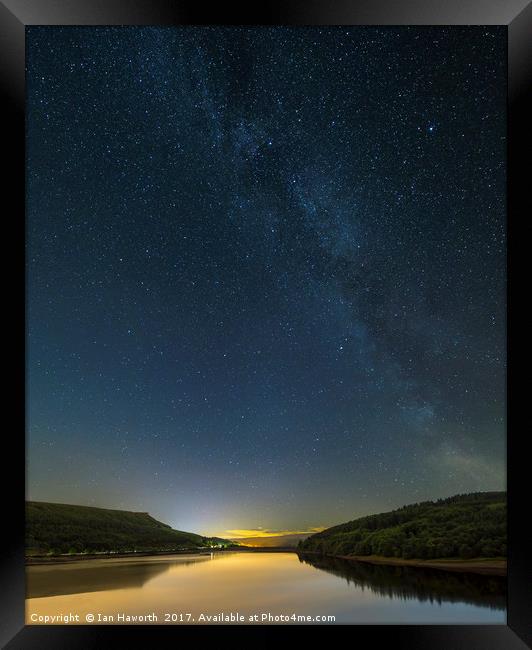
[298, 491, 506, 560]
[26, 500, 233, 555]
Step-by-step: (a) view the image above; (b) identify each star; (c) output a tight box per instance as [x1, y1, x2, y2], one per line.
[26, 25, 506, 537]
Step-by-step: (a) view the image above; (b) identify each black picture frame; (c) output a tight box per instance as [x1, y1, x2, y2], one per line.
[2, 1, 529, 647]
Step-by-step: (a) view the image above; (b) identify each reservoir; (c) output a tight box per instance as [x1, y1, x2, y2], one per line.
[26, 551, 506, 624]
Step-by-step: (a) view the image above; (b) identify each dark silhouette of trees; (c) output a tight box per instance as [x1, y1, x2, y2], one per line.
[299, 492, 506, 560]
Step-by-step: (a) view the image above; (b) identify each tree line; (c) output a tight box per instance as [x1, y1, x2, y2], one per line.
[298, 492, 506, 560]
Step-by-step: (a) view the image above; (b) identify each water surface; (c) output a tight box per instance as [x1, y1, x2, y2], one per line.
[26, 552, 506, 624]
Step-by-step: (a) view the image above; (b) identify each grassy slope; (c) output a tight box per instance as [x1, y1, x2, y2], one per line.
[26, 501, 229, 555]
[298, 492, 506, 561]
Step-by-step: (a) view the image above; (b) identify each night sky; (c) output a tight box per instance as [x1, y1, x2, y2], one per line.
[27, 27, 506, 540]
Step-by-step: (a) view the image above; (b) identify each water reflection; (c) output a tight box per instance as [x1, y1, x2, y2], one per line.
[26, 552, 506, 624]
[27, 555, 212, 598]
[298, 554, 506, 610]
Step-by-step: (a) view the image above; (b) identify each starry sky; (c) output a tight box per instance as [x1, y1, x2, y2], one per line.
[27, 26, 506, 540]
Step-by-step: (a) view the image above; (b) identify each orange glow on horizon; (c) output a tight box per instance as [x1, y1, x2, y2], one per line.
[216, 527, 326, 540]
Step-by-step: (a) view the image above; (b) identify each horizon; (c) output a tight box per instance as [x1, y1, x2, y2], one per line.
[27, 26, 506, 538]
[26, 488, 506, 544]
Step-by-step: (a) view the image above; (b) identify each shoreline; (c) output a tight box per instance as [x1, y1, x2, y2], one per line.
[26, 549, 507, 576]
[25, 547, 298, 565]
[323, 553, 507, 576]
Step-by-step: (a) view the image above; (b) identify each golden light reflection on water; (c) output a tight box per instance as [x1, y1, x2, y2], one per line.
[26, 552, 505, 625]
[27, 553, 343, 624]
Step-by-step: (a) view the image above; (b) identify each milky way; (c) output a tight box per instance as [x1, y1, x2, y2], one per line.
[27, 26, 506, 536]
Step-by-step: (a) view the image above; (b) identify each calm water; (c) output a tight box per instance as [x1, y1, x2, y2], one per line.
[26, 552, 506, 624]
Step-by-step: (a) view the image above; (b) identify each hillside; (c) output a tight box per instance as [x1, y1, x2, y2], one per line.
[298, 492, 506, 560]
[26, 501, 234, 556]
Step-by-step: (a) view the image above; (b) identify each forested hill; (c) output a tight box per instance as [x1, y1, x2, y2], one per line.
[298, 492, 506, 560]
[26, 501, 234, 555]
